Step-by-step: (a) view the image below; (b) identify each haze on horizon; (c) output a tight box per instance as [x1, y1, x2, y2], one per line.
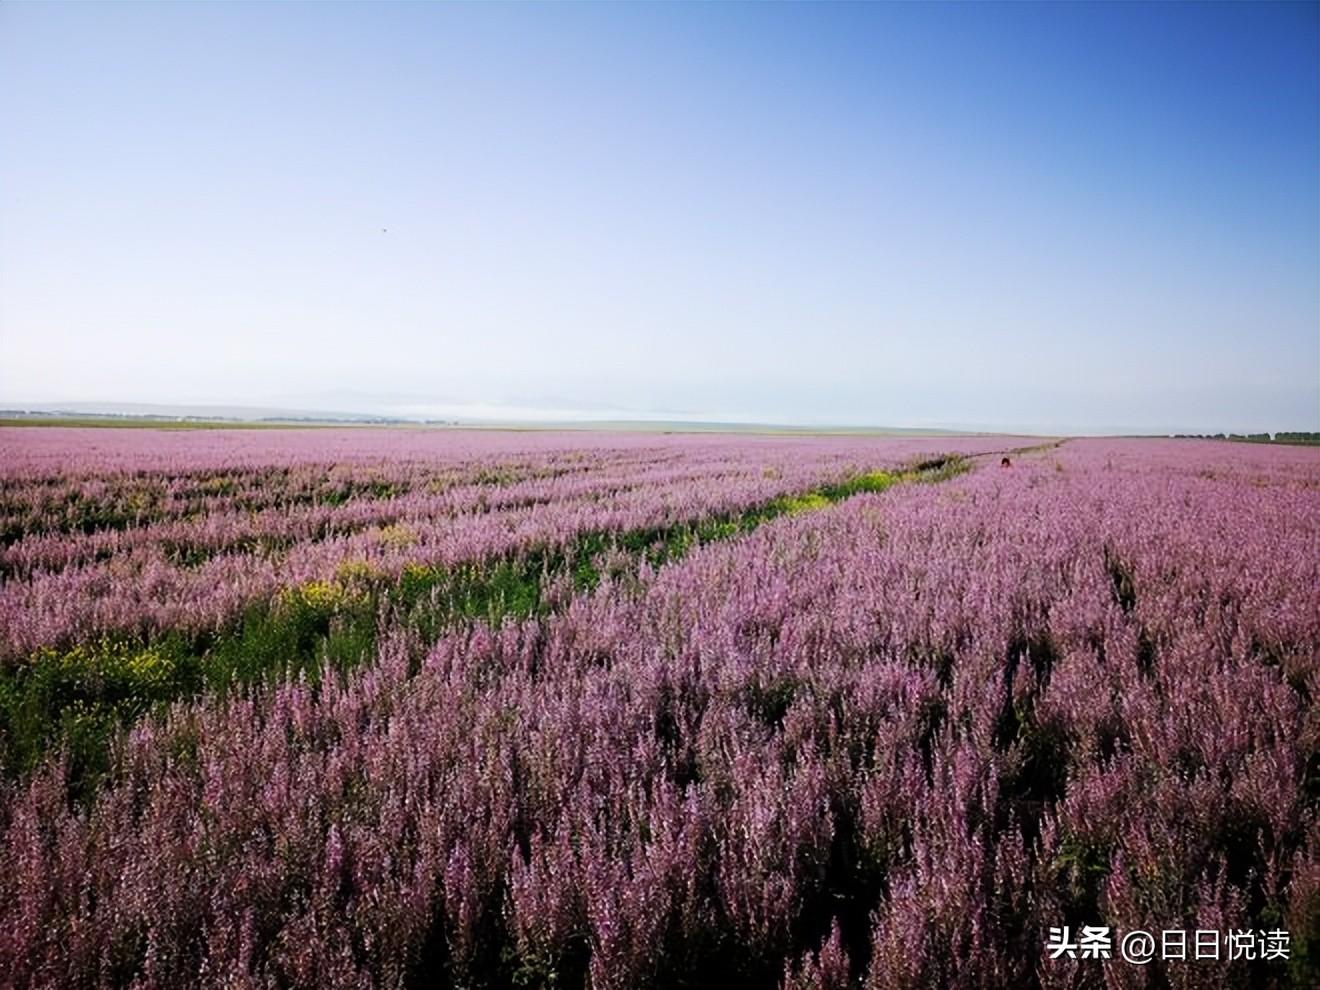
[1, 2, 1317, 434]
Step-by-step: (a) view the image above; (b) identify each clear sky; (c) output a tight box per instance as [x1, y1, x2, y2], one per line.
[1, 1, 1316, 433]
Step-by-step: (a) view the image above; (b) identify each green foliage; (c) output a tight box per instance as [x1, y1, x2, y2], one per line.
[1048, 832, 1113, 925]
[817, 470, 901, 500]
[0, 637, 202, 783]
[774, 492, 833, 514]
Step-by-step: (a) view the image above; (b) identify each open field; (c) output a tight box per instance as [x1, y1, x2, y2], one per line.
[0, 428, 1316, 988]
[0, 417, 342, 431]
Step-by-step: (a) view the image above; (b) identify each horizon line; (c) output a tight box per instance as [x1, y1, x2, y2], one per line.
[2, 400, 1315, 441]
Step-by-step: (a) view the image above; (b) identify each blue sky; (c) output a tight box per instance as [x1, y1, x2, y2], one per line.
[1, 1, 1316, 432]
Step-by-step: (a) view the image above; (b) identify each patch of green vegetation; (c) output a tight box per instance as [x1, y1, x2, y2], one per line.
[0, 581, 384, 785]
[1048, 832, 1113, 927]
[0, 638, 201, 789]
[774, 491, 833, 514]
[0, 553, 567, 786]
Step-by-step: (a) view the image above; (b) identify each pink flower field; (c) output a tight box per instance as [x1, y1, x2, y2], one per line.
[0, 428, 1316, 989]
